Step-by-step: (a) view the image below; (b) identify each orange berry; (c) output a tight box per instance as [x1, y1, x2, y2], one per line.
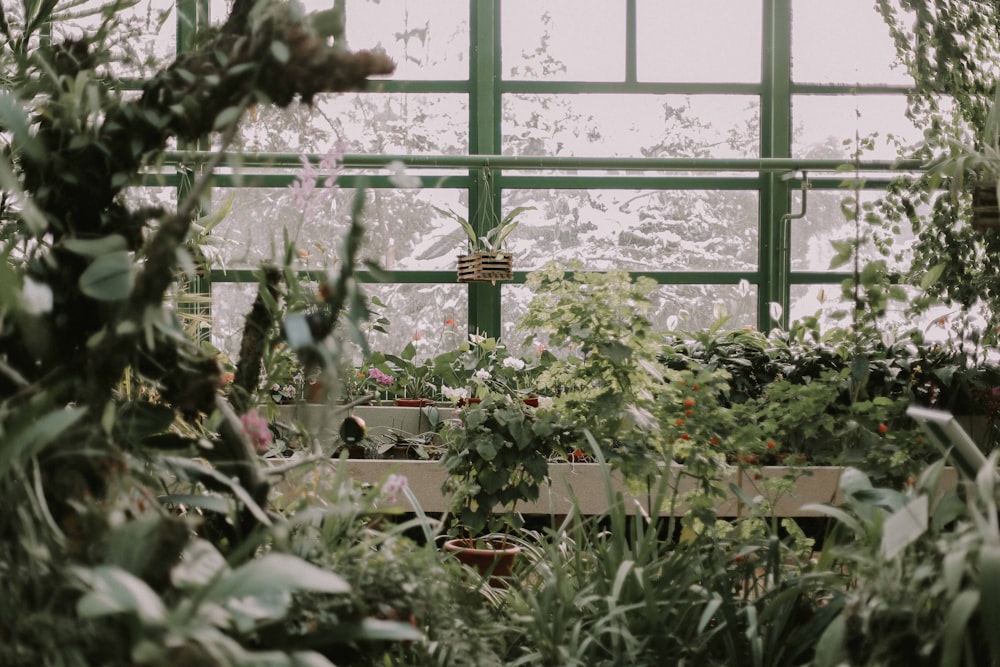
[767, 441, 776, 450]
[878, 423, 889, 434]
[675, 419, 685, 426]
[692, 385, 700, 391]
[683, 397, 696, 407]
[684, 409, 694, 416]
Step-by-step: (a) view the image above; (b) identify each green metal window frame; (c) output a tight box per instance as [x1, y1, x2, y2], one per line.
[164, 0, 921, 338]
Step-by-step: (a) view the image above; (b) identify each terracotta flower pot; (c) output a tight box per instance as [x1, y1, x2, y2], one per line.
[394, 397, 434, 407]
[442, 538, 520, 586]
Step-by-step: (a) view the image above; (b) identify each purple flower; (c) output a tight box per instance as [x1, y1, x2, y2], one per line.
[368, 368, 395, 386]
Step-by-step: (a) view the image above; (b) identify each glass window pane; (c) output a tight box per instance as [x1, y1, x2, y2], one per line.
[504, 94, 759, 157]
[359, 284, 468, 360]
[211, 282, 257, 363]
[341, 0, 469, 80]
[501, 189, 758, 272]
[502, 0, 625, 81]
[790, 189, 916, 273]
[637, 0, 762, 83]
[792, 0, 913, 85]
[232, 93, 468, 155]
[789, 283, 921, 331]
[792, 94, 917, 160]
[210, 186, 467, 271]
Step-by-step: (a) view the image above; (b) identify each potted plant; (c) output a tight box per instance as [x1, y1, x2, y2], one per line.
[434, 200, 535, 283]
[439, 395, 569, 583]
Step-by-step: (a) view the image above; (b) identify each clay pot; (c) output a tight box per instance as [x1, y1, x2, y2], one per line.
[442, 538, 521, 586]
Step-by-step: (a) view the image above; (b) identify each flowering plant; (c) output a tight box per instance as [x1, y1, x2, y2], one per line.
[446, 335, 540, 402]
[261, 344, 306, 404]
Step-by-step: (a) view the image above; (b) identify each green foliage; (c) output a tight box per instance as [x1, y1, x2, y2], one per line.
[871, 1, 1000, 337]
[500, 460, 833, 666]
[441, 396, 570, 538]
[806, 461, 1000, 667]
[519, 261, 665, 476]
[663, 316, 1000, 484]
[433, 203, 536, 255]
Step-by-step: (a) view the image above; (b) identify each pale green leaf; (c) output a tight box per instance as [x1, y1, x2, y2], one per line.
[205, 554, 350, 602]
[74, 565, 167, 626]
[62, 234, 128, 257]
[79, 251, 135, 301]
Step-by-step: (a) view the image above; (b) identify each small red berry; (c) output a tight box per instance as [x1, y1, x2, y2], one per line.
[683, 397, 696, 407]
[710, 436, 720, 446]
[675, 419, 685, 426]
[680, 433, 690, 440]
[684, 409, 694, 416]
[878, 423, 889, 434]
[767, 440, 776, 450]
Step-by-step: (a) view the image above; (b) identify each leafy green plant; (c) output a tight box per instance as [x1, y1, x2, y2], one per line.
[805, 460, 1000, 667]
[518, 261, 666, 477]
[435, 203, 536, 256]
[440, 396, 570, 539]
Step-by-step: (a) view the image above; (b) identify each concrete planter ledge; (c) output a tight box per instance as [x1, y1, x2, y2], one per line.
[276, 459, 866, 518]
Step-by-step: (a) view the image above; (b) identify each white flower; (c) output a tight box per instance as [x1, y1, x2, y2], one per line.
[537, 397, 554, 409]
[21, 277, 52, 315]
[441, 385, 470, 402]
[386, 160, 421, 188]
[502, 357, 526, 371]
[474, 368, 491, 381]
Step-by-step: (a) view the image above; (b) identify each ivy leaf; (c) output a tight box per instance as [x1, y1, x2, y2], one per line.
[828, 239, 855, 270]
[920, 263, 946, 290]
[79, 251, 134, 301]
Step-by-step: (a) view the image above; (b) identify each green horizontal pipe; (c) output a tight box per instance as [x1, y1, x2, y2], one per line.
[208, 268, 760, 285]
[165, 151, 927, 173]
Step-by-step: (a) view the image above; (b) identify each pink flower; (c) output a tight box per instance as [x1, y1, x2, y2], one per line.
[381, 474, 409, 504]
[240, 409, 273, 454]
[368, 368, 395, 386]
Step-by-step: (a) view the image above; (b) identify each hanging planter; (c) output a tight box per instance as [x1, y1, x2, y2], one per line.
[972, 183, 1000, 230]
[434, 168, 535, 285]
[456, 251, 514, 283]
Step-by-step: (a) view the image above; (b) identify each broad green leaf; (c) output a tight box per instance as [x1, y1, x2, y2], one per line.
[75, 565, 167, 625]
[213, 105, 243, 131]
[812, 615, 846, 667]
[62, 235, 128, 257]
[79, 251, 135, 301]
[980, 544, 1000, 665]
[270, 41, 290, 64]
[205, 554, 350, 602]
[172, 539, 228, 589]
[941, 590, 980, 667]
[920, 263, 946, 290]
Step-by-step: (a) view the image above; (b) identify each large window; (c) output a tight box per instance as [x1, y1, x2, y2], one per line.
[163, 0, 918, 359]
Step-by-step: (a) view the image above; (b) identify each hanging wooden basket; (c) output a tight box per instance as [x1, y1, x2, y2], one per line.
[972, 184, 1000, 230]
[457, 252, 514, 283]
